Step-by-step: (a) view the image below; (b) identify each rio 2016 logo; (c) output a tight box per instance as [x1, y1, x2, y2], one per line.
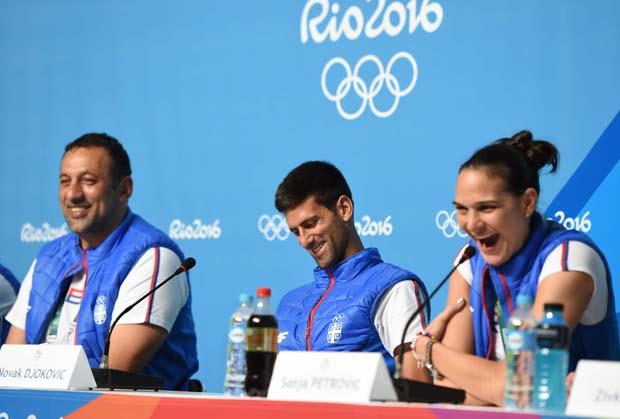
[169, 219, 222, 240]
[20, 222, 68, 243]
[354, 215, 393, 237]
[548, 210, 592, 232]
[435, 209, 594, 238]
[300, 0, 444, 120]
[257, 214, 393, 240]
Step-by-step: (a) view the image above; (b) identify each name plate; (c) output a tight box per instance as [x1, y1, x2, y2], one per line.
[267, 351, 397, 402]
[566, 360, 620, 417]
[0, 344, 95, 390]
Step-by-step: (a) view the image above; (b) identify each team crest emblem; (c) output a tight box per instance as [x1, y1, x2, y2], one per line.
[94, 295, 107, 325]
[327, 313, 344, 344]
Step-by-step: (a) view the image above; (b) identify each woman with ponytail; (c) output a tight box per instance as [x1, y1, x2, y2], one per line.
[411, 131, 620, 405]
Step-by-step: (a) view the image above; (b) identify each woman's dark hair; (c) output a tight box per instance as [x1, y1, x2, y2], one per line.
[460, 130, 559, 195]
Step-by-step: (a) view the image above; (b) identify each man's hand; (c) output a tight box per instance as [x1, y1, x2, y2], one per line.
[398, 345, 432, 382]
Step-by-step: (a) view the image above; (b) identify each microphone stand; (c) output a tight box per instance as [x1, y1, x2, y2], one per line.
[391, 247, 474, 403]
[91, 257, 196, 391]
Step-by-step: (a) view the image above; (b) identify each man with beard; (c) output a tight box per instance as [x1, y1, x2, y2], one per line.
[274, 161, 430, 380]
[5, 133, 198, 390]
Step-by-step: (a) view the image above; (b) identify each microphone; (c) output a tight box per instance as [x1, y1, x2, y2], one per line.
[92, 257, 196, 390]
[392, 245, 475, 403]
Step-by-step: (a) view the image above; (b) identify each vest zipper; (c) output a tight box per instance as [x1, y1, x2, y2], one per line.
[480, 267, 494, 359]
[74, 249, 88, 344]
[306, 269, 336, 351]
[38, 260, 81, 343]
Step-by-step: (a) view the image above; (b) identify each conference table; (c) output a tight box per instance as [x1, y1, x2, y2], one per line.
[0, 388, 599, 419]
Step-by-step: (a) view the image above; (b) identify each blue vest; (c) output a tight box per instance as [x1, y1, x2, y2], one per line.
[469, 214, 620, 371]
[25, 211, 198, 390]
[276, 248, 429, 372]
[0, 263, 20, 344]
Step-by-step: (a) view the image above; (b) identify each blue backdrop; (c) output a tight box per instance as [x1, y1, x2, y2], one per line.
[0, 0, 618, 392]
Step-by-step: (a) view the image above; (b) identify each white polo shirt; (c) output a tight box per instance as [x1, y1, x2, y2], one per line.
[6, 247, 189, 344]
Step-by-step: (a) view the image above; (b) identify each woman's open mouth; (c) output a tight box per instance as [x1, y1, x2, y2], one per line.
[477, 233, 499, 251]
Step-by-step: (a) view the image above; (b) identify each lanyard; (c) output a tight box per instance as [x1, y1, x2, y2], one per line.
[488, 270, 510, 356]
[46, 280, 80, 344]
[494, 299, 508, 355]
[46, 303, 63, 343]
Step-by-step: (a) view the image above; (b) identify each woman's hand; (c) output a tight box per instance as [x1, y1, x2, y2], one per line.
[425, 297, 467, 342]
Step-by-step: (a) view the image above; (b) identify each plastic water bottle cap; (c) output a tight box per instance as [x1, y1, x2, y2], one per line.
[516, 294, 533, 307]
[256, 287, 271, 297]
[239, 293, 252, 303]
[544, 302, 564, 312]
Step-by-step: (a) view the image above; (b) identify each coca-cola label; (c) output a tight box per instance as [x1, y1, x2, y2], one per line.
[246, 327, 278, 352]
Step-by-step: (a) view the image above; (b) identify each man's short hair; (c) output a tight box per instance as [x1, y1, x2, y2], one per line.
[64, 133, 132, 184]
[275, 161, 353, 213]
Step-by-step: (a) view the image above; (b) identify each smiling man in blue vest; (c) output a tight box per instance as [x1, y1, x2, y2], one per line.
[274, 161, 430, 381]
[5, 133, 198, 390]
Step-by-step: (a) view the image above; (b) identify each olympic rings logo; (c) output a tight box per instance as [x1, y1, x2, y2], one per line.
[321, 51, 418, 120]
[435, 210, 467, 238]
[331, 313, 345, 322]
[257, 214, 290, 241]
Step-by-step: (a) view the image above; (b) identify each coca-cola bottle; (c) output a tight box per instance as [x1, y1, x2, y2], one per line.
[244, 287, 278, 397]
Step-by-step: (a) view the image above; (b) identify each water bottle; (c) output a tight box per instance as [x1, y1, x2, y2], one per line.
[534, 303, 569, 413]
[244, 287, 278, 397]
[504, 294, 536, 409]
[223, 293, 254, 396]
